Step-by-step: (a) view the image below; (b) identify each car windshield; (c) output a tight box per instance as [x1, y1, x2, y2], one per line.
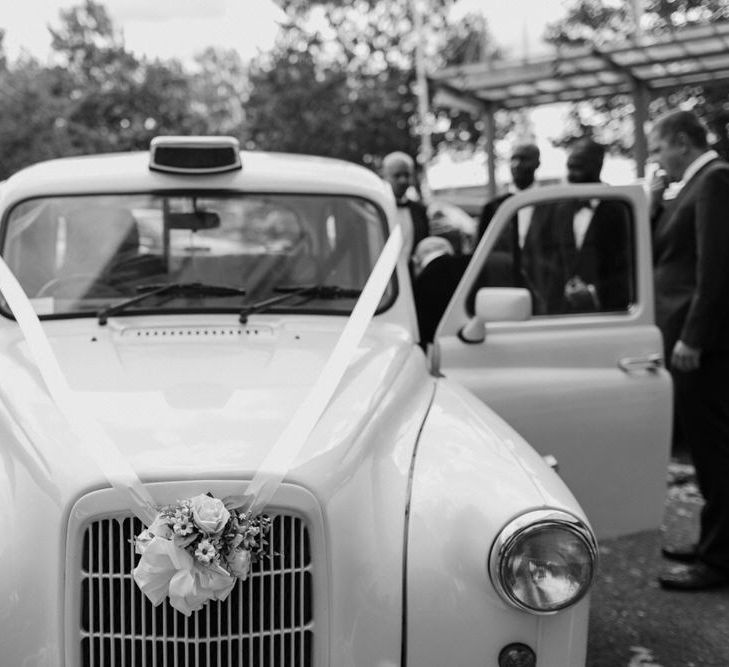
[1, 192, 391, 318]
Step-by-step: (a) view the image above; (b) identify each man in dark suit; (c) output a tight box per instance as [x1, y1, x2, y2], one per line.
[382, 152, 430, 259]
[546, 138, 632, 315]
[476, 142, 554, 313]
[478, 142, 540, 241]
[650, 110, 729, 591]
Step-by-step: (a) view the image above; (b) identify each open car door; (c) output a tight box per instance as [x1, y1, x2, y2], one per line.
[431, 184, 671, 538]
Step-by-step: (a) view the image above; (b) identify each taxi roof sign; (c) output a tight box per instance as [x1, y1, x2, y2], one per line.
[149, 136, 242, 175]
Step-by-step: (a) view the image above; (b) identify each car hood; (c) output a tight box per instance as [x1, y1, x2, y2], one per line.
[0, 316, 431, 503]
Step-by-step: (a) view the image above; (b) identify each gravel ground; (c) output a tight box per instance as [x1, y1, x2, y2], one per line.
[586, 462, 729, 667]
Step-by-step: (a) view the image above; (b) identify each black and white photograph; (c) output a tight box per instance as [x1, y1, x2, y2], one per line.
[1, 1, 729, 665]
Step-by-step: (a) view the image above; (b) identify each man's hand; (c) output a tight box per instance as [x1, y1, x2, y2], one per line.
[649, 168, 669, 198]
[672, 340, 701, 372]
[564, 276, 600, 311]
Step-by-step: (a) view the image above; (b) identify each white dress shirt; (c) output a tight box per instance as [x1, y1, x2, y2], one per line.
[513, 184, 535, 248]
[658, 150, 718, 201]
[573, 199, 599, 250]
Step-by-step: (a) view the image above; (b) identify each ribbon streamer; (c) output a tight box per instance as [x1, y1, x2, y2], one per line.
[0, 221, 403, 525]
[243, 223, 404, 514]
[0, 258, 158, 524]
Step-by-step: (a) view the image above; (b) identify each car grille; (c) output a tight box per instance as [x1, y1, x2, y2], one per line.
[80, 513, 313, 666]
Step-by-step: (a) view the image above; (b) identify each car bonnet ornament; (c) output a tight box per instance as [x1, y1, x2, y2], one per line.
[0, 223, 403, 616]
[132, 494, 272, 615]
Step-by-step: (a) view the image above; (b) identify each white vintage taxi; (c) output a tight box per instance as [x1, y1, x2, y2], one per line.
[0, 137, 671, 666]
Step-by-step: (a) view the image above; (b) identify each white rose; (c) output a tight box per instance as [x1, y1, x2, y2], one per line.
[190, 494, 230, 535]
[226, 549, 251, 579]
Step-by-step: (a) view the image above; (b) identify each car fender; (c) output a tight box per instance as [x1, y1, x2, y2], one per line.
[405, 378, 591, 667]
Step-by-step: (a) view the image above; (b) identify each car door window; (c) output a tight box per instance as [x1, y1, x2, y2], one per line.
[473, 196, 636, 317]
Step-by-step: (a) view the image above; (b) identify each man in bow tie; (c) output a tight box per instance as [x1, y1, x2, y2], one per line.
[649, 110, 729, 592]
[547, 137, 631, 314]
[382, 152, 431, 260]
[474, 142, 555, 314]
[477, 142, 541, 242]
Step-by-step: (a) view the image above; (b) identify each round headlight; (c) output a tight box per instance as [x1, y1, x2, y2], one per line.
[489, 510, 598, 614]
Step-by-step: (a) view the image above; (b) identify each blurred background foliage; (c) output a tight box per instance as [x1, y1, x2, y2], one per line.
[0, 0, 496, 180]
[1, 0, 729, 180]
[545, 0, 729, 156]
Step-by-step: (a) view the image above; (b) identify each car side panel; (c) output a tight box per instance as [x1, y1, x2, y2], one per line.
[437, 322, 672, 538]
[406, 379, 590, 667]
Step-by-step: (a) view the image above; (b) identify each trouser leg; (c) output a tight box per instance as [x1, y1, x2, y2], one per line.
[673, 352, 729, 571]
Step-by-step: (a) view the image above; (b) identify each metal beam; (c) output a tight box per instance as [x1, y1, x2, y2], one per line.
[430, 82, 488, 116]
[632, 81, 650, 178]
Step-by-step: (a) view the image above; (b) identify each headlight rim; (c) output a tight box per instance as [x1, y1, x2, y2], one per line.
[489, 508, 598, 615]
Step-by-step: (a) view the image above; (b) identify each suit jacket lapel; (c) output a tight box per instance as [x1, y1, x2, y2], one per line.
[653, 158, 721, 245]
[667, 158, 721, 214]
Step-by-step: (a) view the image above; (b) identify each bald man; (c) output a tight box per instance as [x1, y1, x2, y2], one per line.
[474, 142, 551, 313]
[478, 142, 541, 241]
[382, 152, 430, 258]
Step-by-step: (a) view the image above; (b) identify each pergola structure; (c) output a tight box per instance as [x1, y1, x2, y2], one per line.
[430, 21, 729, 197]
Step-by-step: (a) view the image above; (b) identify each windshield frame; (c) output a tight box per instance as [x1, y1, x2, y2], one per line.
[0, 188, 398, 321]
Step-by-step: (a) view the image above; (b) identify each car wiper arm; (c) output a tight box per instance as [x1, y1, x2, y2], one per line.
[239, 284, 361, 323]
[98, 282, 247, 325]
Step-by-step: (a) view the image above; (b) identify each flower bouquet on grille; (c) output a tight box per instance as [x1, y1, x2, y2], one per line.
[132, 493, 271, 616]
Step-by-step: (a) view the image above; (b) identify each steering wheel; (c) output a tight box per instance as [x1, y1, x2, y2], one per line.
[36, 274, 125, 299]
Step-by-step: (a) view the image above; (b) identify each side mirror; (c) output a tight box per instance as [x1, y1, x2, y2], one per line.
[459, 287, 532, 343]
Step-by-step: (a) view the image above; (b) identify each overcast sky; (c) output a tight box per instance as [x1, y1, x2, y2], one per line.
[2, 0, 287, 61]
[2, 0, 569, 62]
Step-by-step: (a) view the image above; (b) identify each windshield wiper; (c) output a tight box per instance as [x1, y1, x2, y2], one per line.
[239, 284, 361, 324]
[97, 282, 247, 325]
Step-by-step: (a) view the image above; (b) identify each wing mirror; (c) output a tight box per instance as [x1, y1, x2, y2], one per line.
[459, 287, 532, 343]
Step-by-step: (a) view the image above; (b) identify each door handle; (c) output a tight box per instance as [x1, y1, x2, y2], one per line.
[618, 353, 664, 374]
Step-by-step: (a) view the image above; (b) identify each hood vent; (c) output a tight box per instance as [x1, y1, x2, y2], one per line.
[119, 325, 275, 341]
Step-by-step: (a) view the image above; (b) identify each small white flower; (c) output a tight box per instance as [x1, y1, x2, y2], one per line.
[173, 517, 194, 536]
[195, 539, 217, 564]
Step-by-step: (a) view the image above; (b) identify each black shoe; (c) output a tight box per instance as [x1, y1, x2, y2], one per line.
[661, 542, 698, 563]
[658, 562, 729, 591]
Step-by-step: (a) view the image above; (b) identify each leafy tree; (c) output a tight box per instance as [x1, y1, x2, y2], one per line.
[0, 56, 74, 179]
[1, 1, 252, 178]
[188, 48, 249, 140]
[47, 0, 211, 154]
[245, 0, 500, 169]
[246, 31, 418, 164]
[544, 0, 729, 156]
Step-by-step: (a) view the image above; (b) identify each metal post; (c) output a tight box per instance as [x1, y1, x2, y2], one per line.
[484, 103, 497, 199]
[630, 0, 648, 178]
[632, 80, 650, 178]
[412, 0, 433, 173]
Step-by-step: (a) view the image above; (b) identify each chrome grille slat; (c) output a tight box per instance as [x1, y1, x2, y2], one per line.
[79, 513, 313, 666]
